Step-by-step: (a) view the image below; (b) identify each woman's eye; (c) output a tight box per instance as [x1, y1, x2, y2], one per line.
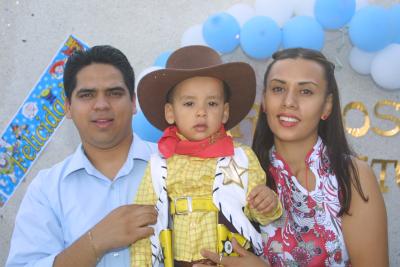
[300, 89, 313, 95]
[271, 86, 284, 93]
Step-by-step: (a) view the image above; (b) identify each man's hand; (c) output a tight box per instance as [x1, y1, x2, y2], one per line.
[90, 204, 157, 256]
[247, 185, 278, 215]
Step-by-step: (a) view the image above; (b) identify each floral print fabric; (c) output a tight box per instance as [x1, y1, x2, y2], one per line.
[261, 138, 351, 267]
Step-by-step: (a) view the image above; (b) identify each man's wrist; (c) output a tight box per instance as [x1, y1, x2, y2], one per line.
[87, 230, 101, 262]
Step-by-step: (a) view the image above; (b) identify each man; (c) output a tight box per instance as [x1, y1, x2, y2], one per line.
[6, 45, 158, 267]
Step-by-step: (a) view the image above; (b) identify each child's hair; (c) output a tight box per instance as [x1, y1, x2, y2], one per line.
[252, 48, 368, 216]
[165, 80, 231, 104]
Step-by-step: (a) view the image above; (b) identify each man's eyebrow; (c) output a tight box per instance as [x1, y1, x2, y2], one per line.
[75, 88, 96, 94]
[105, 86, 127, 93]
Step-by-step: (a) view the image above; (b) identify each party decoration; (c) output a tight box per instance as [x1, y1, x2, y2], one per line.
[255, 0, 294, 27]
[371, 44, 400, 90]
[0, 35, 88, 207]
[348, 6, 392, 52]
[293, 0, 316, 17]
[132, 111, 163, 143]
[348, 46, 376, 75]
[315, 0, 356, 30]
[355, 0, 369, 11]
[154, 51, 172, 67]
[226, 3, 255, 27]
[390, 4, 400, 44]
[240, 16, 281, 59]
[282, 16, 325, 50]
[181, 24, 207, 47]
[202, 12, 240, 53]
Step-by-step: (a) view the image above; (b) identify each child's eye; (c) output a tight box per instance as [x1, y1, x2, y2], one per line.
[183, 101, 194, 107]
[208, 101, 218, 107]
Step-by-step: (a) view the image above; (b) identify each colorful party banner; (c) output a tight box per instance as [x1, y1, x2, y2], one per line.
[0, 35, 89, 207]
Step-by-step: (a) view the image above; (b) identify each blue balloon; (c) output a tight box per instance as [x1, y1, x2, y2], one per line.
[315, 0, 356, 30]
[390, 4, 400, 44]
[202, 12, 240, 53]
[132, 112, 163, 143]
[349, 6, 392, 52]
[282, 16, 325, 51]
[240, 16, 281, 60]
[154, 51, 172, 67]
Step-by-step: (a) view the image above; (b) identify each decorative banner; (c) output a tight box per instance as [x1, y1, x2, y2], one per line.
[0, 35, 89, 207]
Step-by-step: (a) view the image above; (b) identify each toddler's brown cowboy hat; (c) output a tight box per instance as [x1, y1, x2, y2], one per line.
[137, 45, 256, 130]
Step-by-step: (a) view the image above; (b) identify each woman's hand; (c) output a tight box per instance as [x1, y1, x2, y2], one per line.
[193, 238, 270, 267]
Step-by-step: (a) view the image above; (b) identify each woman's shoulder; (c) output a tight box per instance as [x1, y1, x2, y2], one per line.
[347, 157, 384, 212]
[351, 158, 377, 194]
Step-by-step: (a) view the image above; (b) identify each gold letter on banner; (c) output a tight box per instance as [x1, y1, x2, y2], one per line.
[372, 100, 400, 137]
[371, 159, 399, 192]
[343, 102, 370, 137]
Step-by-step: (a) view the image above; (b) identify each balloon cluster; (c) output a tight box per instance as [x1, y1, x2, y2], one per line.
[134, 0, 400, 142]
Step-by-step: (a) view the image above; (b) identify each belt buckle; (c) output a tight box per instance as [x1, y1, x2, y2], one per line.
[174, 196, 192, 215]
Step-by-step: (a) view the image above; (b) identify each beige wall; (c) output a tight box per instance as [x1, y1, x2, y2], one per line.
[0, 0, 399, 265]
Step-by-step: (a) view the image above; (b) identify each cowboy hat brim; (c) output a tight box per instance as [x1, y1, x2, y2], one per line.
[137, 61, 256, 131]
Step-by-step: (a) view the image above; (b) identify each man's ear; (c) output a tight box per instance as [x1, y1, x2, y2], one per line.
[222, 103, 229, 124]
[165, 103, 175, 124]
[132, 94, 137, 116]
[64, 98, 72, 119]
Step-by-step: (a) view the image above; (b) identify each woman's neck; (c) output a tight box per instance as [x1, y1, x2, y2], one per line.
[273, 135, 318, 175]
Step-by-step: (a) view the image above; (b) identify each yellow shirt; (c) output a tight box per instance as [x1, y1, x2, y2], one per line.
[131, 143, 282, 266]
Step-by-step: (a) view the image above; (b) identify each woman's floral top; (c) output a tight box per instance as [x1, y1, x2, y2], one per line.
[261, 137, 351, 267]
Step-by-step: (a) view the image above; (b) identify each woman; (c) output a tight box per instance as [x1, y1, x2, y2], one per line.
[195, 48, 388, 267]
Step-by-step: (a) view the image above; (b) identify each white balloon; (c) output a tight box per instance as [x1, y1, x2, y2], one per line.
[226, 3, 255, 27]
[180, 24, 207, 47]
[371, 44, 400, 90]
[356, 0, 369, 11]
[293, 0, 315, 17]
[255, 0, 295, 27]
[348, 46, 376, 75]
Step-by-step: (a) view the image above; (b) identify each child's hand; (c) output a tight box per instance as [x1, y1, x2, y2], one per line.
[247, 185, 278, 215]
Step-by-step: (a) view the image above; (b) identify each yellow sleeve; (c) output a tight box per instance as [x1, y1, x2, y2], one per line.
[130, 163, 157, 267]
[240, 145, 282, 225]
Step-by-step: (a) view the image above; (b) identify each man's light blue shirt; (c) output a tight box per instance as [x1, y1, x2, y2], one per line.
[6, 134, 157, 267]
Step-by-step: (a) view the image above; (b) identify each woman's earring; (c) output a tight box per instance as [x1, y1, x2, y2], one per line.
[321, 115, 328, 120]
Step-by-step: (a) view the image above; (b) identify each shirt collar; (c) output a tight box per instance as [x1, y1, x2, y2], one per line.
[61, 133, 156, 180]
[269, 136, 324, 169]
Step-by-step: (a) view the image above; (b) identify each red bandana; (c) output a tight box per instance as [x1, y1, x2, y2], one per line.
[158, 125, 234, 159]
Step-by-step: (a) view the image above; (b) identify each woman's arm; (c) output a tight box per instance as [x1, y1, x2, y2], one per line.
[342, 159, 388, 267]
